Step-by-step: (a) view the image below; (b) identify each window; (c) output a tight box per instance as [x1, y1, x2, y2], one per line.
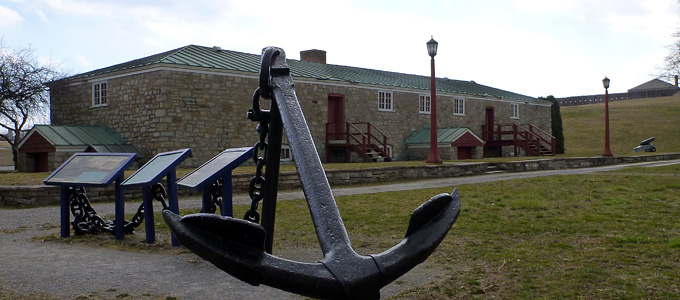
[378, 91, 393, 111]
[511, 103, 519, 119]
[92, 82, 108, 107]
[280, 145, 292, 162]
[453, 98, 465, 115]
[419, 95, 430, 114]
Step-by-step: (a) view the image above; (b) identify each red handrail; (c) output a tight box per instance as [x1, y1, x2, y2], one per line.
[326, 122, 390, 160]
[483, 123, 555, 156]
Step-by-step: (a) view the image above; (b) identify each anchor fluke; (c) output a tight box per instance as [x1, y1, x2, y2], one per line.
[371, 189, 460, 286]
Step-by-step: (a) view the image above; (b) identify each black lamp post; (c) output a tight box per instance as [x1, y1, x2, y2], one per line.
[602, 76, 612, 157]
[426, 36, 442, 164]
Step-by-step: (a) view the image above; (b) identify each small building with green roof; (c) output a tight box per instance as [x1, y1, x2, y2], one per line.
[47, 45, 552, 166]
[404, 126, 485, 160]
[16, 125, 140, 172]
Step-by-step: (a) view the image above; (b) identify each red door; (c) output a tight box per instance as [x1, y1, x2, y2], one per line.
[328, 94, 345, 140]
[457, 147, 472, 160]
[34, 152, 49, 172]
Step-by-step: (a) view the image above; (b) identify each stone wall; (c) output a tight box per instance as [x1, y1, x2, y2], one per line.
[0, 163, 487, 206]
[493, 153, 680, 172]
[50, 67, 552, 168]
[4, 153, 678, 207]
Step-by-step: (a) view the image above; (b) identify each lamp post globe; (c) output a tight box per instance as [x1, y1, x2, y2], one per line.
[426, 36, 442, 164]
[427, 37, 438, 57]
[602, 76, 612, 157]
[602, 76, 610, 89]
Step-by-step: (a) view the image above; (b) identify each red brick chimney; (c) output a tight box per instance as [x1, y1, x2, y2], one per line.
[300, 49, 326, 64]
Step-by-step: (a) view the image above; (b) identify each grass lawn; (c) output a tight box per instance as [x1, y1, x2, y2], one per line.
[46, 163, 680, 299]
[561, 95, 680, 156]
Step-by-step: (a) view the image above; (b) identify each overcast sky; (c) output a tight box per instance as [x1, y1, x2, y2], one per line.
[1, 0, 678, 98]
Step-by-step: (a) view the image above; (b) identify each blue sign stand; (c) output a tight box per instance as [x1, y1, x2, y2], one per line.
[177, 147, 253, 217]
[44, 153, 137, 240]
[122, 148, 192, 246]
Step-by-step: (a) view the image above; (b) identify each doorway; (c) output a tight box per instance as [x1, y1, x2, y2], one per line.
[485, 106, 495, 139]
[33, 152, 48, 172]
[457, 147, 472, 160]
[328, 94, 345, 140]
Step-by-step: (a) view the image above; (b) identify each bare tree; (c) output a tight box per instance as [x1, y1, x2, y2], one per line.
[661, 27, 680, 82]
[0, 41, 63, 169]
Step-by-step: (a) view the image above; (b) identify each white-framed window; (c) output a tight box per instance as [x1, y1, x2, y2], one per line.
[378, 91, 393, 111]
[92, 82, 108, 107]
[418, 95, 431, 114]
[511, 103, 519, 119]
[280, 145, 292, 162]
[453, 98, 465, 115]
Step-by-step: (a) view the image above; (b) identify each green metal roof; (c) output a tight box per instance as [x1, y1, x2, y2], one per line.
[405, 126, 481, 144]
[20, 125, 140, 154]
[66, 45, 543, 103]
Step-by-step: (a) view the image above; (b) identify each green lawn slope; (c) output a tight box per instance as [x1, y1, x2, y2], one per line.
[561, 94, 680, 156]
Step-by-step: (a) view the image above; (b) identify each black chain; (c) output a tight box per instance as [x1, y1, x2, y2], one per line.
[205, 179, 223, 214]
[68, 184, 168, 236]
[243, 48, 280, 224]
[69, 187, 116, 234]
[151, 183, 169, 210]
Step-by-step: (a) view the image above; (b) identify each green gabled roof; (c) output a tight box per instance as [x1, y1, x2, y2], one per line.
[18, 125, 140, 154]
[405, 126, 482, 144]
[69, 45, 542, 103]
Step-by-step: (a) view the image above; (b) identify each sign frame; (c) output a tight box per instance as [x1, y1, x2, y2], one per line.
[122, 148, 192, 188]
[177, 147, 253, 191]
[177, 147, 253, 217]
[44, 153, 137, 187]
[43, 152, 137, 240]
[121, 148, 191, 246]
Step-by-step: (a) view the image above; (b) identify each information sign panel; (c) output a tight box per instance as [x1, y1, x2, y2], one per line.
[122, 148, 191, 188]
[178, 147, 253, 191]
[44, 153, 137, 187]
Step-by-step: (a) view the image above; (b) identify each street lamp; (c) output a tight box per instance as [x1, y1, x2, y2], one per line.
[602, 76, 612, 157]
[426, 36, 442, 164]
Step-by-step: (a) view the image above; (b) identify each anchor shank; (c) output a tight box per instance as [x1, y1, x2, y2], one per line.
[268, 49, 354, 257]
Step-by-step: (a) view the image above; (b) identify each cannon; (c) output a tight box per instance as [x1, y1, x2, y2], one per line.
[633, 137, 656, 152]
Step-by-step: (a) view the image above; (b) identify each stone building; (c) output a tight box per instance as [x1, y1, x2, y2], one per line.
[47, 45, 552, 169]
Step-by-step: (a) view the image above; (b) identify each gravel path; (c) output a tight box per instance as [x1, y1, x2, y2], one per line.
[1, 159, 678, 299]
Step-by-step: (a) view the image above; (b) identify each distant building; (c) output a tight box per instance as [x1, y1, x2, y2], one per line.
[627, 78, 680, 99]
[45, 45, 552, 171]
[557, 78, 680, 106]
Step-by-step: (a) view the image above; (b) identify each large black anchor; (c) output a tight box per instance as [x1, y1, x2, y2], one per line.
[163, 47, 461, 299]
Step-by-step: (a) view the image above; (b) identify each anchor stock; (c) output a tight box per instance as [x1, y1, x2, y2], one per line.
[163, 46, 461, 299]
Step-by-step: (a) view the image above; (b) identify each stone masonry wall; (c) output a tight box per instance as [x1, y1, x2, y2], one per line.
[50, 68, 551, 168]
[51, 70, 262, 167]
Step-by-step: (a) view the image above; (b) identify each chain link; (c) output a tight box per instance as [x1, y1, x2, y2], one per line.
[205, 179, 223, 214]
[67, 184, 169, 236]
[243, 48, 280, 224]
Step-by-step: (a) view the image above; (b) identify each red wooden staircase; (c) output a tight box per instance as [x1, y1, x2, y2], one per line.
[482, 123, 556, 157]
[325, 122, 392, 163]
